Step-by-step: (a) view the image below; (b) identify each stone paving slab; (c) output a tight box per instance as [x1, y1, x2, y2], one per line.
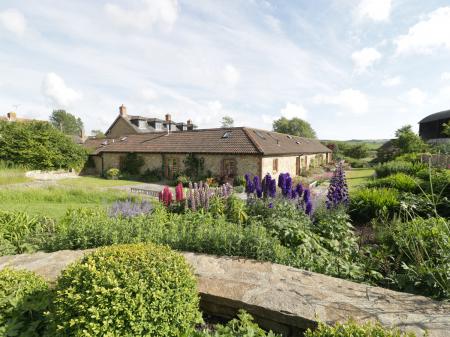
[0, 250, 449, 336]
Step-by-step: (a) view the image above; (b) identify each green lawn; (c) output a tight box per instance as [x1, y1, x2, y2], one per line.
[346, 168, 374, 190]
[0, 168, 31, 186]
[57, 176, 141, 188]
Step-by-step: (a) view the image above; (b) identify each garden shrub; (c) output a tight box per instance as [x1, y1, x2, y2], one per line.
[119, 152, 144, 176]
[305, 320, 416, 337]
[416, 168, 450, 198]
[46, 243, 202, 337]
[376, 217, 450, 299]
[0, 268, 51, 337]
[374, 161, 425, 178]
[141, 167, 163, 182]
[233, 175, 246, 187]
[0, 211, 54, 255]
[349, 188, 399, 224]
[195, 310, 280, 337]
[366, 173, 420, 193]
[105, 167, 120, 180]
[177, 175, 190, 187]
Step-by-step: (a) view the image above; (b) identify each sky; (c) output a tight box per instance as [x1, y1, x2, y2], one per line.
[1, 0, 450, 140]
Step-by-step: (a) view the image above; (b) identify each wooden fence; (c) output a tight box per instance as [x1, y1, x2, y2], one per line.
[130, 187, 160, 198]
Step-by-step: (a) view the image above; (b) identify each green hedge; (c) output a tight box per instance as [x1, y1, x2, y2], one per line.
[349, 188, 399, 224]
[0, 268, 50, 337]
[46, 244, 201, 337]
[374, 161, 425, 178]
[366, 173, 421, 193]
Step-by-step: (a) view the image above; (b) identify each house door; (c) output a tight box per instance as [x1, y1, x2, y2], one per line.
[165, 158, 178, 179]
[296, 157, 301, 176]
[222, 159, 237, 178]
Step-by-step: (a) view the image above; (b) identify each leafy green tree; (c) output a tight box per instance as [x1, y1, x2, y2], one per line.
[393, 125, 428, 155]
[343, 144, 369, 159]
[273, 117, 317, 138]
[442, 121, 450, 137]
[0, 120, 87, 169]
[221, 116, 234, 128]
[50, 110, 83, 135]
[91, 129, 105, 138]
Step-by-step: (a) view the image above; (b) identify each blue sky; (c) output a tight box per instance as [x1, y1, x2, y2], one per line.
[1, 0, 450, 140]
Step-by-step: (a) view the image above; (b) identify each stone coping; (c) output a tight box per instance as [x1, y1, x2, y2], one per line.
[1, 250, 449, 337]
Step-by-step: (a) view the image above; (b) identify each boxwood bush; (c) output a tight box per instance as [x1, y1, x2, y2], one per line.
[349, 188, 399, 224]
[0, 268, 50, 337]
[305, 320, 416, 337]
[46, 243, 202, 337]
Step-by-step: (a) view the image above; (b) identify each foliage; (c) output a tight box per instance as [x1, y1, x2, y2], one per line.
[366, 173, 420, 193]
[0, 120, 87, 170]
[90, 129, 105, 138]
[393, 125, 428, 155]
[195, 310, 280, 337]
[349, 188, 399, 224]
[0, 162, 30, 186]
[442, 120, 450, 137]
[343, 144, 369, 159]
[272, 117, 316, 138]
[184, 153, 205, 180]
[105, 167, 120, 180]
[373, 216, 450, 299]
[109, 199, 153, 218]
[221, 116, 234, 128]
[344, 157, 369, 168]
[177, 175, 190, 187]
[0, 211, 54, 255]
[233, 175, 246, 187]
[142, 167, 163, 182]
[374, 160, 425, 178]
[305, 320, 417, 337]
[0, 268, 51, 337]
[46, 243, 202, 337]
[119, 152, 144, 176]
[49, 109, 83, 136]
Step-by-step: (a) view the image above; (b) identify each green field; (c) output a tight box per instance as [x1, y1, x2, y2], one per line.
[346, 168, 374, 190]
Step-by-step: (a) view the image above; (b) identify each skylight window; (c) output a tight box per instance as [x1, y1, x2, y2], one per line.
[120, 137, 128, 142]
[222, 131, 231, 138]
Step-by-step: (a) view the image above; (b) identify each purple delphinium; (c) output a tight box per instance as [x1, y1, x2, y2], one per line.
[326, 162, 349, 209]
[303, 189, 311, 204]
[262, 173, 272, 198]
[295, 183, 303, 197]
[109, 199, 153, 218]
[268, 202, 274, 209]
[283, 175, 292, 197]
[278, 173, 287, 190]
[305, 200, 313, 216]
[253, 175, 263, 198]
[269, 178, 277, 198]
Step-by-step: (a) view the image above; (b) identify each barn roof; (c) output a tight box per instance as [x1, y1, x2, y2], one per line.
[419, 110, 450, 123]
[88, 127, 331, 156]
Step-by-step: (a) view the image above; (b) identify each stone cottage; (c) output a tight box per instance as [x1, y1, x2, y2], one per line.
[85, 126, 332, 179]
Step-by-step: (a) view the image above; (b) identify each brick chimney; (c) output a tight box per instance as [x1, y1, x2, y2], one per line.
[165, 114, 171, 122]
[7, 112, 16, 121]
[119, 104, 127, 117]
[187, 119, 194, 131]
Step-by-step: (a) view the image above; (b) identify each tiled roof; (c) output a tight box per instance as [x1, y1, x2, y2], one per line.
[88, 127, 331, 156]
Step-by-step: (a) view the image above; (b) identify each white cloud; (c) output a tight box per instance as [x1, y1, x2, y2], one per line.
[404, 88, 427, 105]
[351, 47, 381, 72]
[105, 0, 178, 30]
[141, 88, 158, 100]
[280, 102, 307, 119]
[441, 72, 450, 81]
[207, 100, 223, 111]
[223, 64, 240, 87]
[314, 89, 369, 115]
[395, 7, 450, 54]
[355, 0, 392, 22]
[0, 9, 26, 36]
[41, 73, 82, 108]
[382, 76, 402, 87]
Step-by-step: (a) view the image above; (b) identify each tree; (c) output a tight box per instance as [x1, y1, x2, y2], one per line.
[442, 121, 450, 137]
[50, 110, 83, 135]
[393, 125, 427, 154]
[343, 144, 369, 159]
[0, 120, 87, 169]
[91, 130, 105, 138]
[221, 116, 234, 128]
[272, 117, 316, 138]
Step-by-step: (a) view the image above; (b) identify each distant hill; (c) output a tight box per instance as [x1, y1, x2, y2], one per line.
[321, 139, 389, 151]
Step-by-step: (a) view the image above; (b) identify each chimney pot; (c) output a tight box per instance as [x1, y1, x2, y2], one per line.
[165, 114, 171, 122]
[187, 119, 192, 125]
[119, 104, 127, 117]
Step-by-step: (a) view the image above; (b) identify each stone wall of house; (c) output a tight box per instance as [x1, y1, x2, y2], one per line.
[106, 118, 136, 138]
[92, 152, 261, 178]
[261, 153, 329, 178]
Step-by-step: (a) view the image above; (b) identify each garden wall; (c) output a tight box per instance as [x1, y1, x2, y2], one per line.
[1, 250, 448, 337]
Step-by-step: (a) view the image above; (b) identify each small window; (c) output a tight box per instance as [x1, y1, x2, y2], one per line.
[272, 158, 279, 172]
[222, 131, 231, 138]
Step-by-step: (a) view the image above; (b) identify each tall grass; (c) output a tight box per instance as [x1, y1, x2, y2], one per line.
[0, 161, 30, 186]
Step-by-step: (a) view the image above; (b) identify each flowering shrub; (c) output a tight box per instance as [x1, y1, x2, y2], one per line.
[326, 162, 349, 209]
[185, 181, 233, 212]
[159, 186, 173, 206]
[109, 199, 153, 218]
